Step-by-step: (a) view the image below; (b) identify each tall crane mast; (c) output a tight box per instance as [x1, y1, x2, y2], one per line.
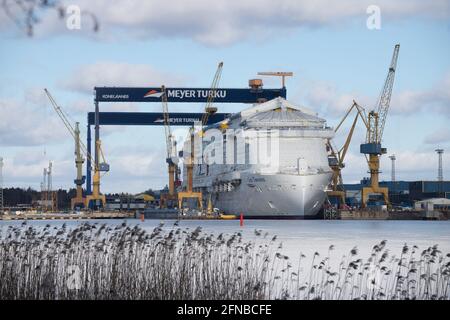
[41, 167, 47, 209]
[160, 85, 179, 208]
[44, 89, 108, 210]
[46, 161, 58, 212]
[72, 122, 85, 209]
[360, 44, 400, 207]
[40, 161, 54, 212]
[47, 161, 52, 211]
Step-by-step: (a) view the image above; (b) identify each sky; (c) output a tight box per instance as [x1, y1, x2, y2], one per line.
[0, 0, 449, 194]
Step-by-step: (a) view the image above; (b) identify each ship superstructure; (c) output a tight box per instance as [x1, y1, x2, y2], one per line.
[181, 97, 334, 218]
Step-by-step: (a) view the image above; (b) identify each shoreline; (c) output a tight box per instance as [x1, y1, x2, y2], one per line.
[0, 210, 448, 221]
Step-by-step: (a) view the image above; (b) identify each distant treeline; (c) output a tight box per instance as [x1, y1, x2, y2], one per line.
[2, 188, 76, 209]
[2, 187, 157, 209]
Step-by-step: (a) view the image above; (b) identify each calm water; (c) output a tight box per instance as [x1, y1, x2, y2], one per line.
[1, 219, 449, 266]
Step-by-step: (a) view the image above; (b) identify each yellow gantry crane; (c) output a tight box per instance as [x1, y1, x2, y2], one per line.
[71, 122, 85, 208]
[44, 89, 109, 210]
[327, 100, 368, 207]
[178, 62, 224, 212]
[177, 129, 203, 211]
[159, 85, 179, 208]
[360, 44, 400, 207]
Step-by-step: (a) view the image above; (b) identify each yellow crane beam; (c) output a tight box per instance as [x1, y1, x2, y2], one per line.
[257, 71, 293, 87]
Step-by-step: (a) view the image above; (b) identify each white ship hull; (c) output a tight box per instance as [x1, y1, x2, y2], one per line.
[209, 171, 332, 218]
[182, 97, 335, 219]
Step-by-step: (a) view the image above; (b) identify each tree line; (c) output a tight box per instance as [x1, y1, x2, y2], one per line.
[2, 187, 157, 210]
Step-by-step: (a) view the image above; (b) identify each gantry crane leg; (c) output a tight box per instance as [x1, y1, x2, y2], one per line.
[361, 154, 390, 207]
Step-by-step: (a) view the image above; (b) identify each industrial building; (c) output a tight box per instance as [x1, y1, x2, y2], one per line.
[343, 179, 450, 207]
[414, 198, 450, 211]
[104, 194, 156, 211]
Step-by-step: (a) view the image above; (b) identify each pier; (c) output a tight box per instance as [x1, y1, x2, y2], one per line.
[0, 211, 134, 221]
[338, 209, 449, 220]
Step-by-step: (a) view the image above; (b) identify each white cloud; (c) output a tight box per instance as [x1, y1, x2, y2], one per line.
[379, 150, 450, 181]
[0, 97, 67, 146]
[424, 127, 450, 145]
[2, 143, 171, 193]
[390, 72, 450, 117]
[1, 148, 73, 189]
[2, 0, 449, 46]
[88, 144, 173, 193]
[62, 61, 185, 94]
[305, 81, 372, 118]
[305, 70, 450, 121]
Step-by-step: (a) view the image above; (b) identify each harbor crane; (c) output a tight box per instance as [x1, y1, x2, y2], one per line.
[44, 89, 109, 210]
[327, 100, 368, 207]
[72, 122, 85, 209]
[178, 62, 225, 211]
[360, 44, 400, 207]
[201, 62, 223, 126]
[160, 85, 179, 208]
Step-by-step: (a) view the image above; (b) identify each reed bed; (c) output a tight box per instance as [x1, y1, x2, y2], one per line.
[0, 221, 449, 300]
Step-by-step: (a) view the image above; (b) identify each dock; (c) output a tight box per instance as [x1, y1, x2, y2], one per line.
[138, 208, 237, 220]
[338, 209, 449, 220]
[0, 211, 134, 221]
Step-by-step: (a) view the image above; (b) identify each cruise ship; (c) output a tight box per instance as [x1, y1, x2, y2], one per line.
[182, 97, 334, 218]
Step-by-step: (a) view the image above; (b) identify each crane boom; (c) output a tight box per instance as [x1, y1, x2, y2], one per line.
[376, 44, 399, 142]
[368, 44, 400, 143]
[44, 89, 108, 171]
[161, 85, 174, 161]
[44, 89, 92, 165]
[44, 89, 108, 210]
[327, 100, 367, 207]
[201, 62, 223, 125]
